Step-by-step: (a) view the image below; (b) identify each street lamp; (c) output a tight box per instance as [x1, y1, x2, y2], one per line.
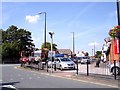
[38, 12, 47, 48]
[71, 32, 75, 55]
[94, 42, 95, 56]
[116, 0, 120, 25]
[49, 32, 54, 72]
[92, 49, 93, 56]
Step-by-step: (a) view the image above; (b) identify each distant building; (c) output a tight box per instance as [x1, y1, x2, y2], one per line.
[76, 51, 87, 57]
[57, 49, 73, 57]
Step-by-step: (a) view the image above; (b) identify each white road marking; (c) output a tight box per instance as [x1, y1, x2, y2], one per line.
[2, 85, 16, 89]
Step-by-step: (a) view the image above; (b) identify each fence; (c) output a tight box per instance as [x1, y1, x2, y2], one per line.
[20, 59, 120, 80]
[75, 60, 120, 80]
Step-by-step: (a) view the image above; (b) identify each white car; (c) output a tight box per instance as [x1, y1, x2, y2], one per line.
[48, 57, 76, 70]
[80, 56, 90, 64]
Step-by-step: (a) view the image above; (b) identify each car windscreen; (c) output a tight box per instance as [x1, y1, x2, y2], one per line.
[61, 58, 71, 61]
[82, 57, 89, 59]
[76, 57, 82, 60]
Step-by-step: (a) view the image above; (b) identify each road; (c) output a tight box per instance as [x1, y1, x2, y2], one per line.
[0, 64, 118, 89]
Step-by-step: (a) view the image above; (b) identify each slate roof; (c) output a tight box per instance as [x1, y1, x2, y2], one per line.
[57, 49, 72, 55]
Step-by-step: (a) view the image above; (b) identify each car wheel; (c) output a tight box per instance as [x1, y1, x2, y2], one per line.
[60, 65, 63, 71]
[112, 67, 120, 75]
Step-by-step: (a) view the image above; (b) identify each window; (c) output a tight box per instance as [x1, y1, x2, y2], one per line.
[61, 58, 71, 61]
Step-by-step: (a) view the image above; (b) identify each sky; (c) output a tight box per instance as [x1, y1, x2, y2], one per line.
[1, 0, 119, 55]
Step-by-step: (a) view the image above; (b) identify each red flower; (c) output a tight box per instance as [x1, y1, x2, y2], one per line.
[116, 25, 120, 29]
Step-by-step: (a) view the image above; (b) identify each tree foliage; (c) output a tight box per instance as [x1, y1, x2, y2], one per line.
[1, 25, 35, 62]
[95, 51, 102, 58]
[41, 42, 57, 51]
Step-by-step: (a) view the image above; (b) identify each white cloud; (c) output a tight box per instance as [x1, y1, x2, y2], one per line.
[25, 15, 40, 24]
[88, 42, 99, 46]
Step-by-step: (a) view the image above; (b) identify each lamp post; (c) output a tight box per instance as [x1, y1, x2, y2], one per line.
[38, 12, 47, 48]
[92, 49, 93, 56]
[71, 32, 75, 55]
[116, 0, 120, 80]
[49, 32, 54, 73]
[117, 0, 120, 25]
[94, 42, 95, 56]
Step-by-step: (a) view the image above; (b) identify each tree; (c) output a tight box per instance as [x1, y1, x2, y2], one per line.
[1, 25, 35, 63]
[41, 42, 57, 51]
[95, 51, 102, 58]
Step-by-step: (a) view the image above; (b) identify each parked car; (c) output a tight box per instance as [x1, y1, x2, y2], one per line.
[48, 57, 76, 70]
[19, 56, 29, 63]
[76, 57, 82, 63]
[69, 58, 77, 63]
[80, 56, 90, 64]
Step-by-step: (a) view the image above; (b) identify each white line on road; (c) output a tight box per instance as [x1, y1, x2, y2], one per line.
[2, 85, 17, 89]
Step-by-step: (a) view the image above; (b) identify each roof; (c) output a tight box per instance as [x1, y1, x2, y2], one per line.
[57, 49, 72, 55]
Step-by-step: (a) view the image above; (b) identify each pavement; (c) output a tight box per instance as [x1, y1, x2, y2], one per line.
[17, 62, 120, 88]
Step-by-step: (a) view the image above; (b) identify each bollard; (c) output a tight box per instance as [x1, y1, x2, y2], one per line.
[114, 60, 116, 80]
[76, 59, 78, 75]
[87, 60, 89, 76]
[54, 62, 56, 71]
[42, 62, 44, 70]
[38, 63, 39, 71]
[46, 60, 48, 72]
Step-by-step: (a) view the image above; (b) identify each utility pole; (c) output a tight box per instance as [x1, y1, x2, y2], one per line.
[92, 49, 93, 56]
[116, 0, 120, 80]
[49, 32, 54, 73]
[38, 12, 47, 48]
[72, 32, 75, 54]
[117, 0, 120, 25]
[94, 43, 95, 56]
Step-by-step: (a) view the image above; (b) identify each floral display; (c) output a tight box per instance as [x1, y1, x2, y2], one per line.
[109, 25, 120, 38]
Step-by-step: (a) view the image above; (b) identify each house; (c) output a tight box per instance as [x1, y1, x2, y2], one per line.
[56, 49, 74, 58]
